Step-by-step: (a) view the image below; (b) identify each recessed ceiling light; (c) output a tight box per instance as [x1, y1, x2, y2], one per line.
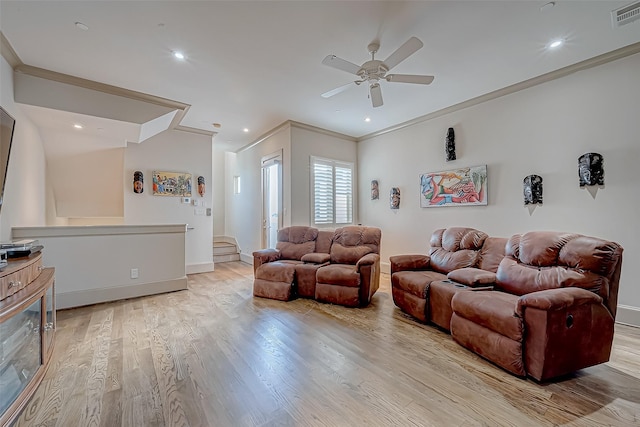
[243, 128, 249, 133]
[364, 117, 371, 122]
[548, 39, 564, 49]
[212, 123, 221, 128]
[75, 22, 89, 31]
[74, 124, 83, 129]
[172, 51, 185, 60]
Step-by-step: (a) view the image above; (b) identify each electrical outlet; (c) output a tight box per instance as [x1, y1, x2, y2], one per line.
[130, 268, 139, 279]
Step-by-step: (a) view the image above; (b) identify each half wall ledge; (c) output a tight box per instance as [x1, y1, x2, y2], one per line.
[11, 224, 188, 309]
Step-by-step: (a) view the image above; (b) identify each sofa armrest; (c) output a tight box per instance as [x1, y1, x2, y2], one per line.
[357, 253, 380, 269]
[301, 252, 330, 264]
[447, 268, 496, 287]
[389, 254, 430, 274]
[516, 287, 603, 317]
[252, 249, 281, 273]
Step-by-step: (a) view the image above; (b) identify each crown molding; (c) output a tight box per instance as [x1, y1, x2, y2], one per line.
[359, 41, 640, 142]
[0, 31, 22, 68]
[14, 64, 189, 111]
[236, 120, 357, 153]
[289, 120, 357, 142]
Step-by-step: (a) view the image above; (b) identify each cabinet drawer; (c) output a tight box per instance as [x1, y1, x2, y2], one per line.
[0, 257, 43, 301]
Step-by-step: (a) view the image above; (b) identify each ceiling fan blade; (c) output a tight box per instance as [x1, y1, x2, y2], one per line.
[322, 55, 361, 75]
[370, 83, 383, 108]
[386, 74, 434, 85]
[321, 82, 355, 98]
[383, 37, 423, 71]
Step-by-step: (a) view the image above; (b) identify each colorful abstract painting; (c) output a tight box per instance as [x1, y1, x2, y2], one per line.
[152, 171, 192, 197]
[420, 165, 487, 207]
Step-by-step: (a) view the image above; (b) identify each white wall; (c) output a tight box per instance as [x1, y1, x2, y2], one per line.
[357, 52, 640, 321]
[290, 125, 358, 226]
[213, 144, 226, 237]
[124, 129, 214, 274]
[231, 125, 291, 261]
[0, 55, 47, 241]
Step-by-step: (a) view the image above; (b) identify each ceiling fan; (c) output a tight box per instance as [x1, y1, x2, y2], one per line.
[321, 37, 434, 108]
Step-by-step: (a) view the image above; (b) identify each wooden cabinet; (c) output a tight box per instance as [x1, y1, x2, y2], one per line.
[0, 254, 55, 426]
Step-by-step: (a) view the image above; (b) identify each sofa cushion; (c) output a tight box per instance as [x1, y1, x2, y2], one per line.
[496, 258, 608, 297]
[330, 226, 380, 265]
[428, 227, 487, 274]
[275, 226, 318, 260]
[393, 270, 447, 298]
[451, 291, 522, 341]
[317, 264, 361, 287]
[477, 236, 507, 273]
[447, 268, 496, 287]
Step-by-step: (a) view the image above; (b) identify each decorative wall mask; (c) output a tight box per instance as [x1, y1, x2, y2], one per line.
[371, 180, 379, 200]
[523, 175, 543, 205]
[133, 171, 143, 194]
[578, 153, 604, 187]
[445, 127, 456, 162]
[390, 187, 400, 209]
[197, 176, 206, 197]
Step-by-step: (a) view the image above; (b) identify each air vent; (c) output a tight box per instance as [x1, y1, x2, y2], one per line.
[612, 1, 640, 28]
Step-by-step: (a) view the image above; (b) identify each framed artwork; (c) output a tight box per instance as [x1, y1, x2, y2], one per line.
[152, 171, 192, 196]
[420, 165, 487, 207]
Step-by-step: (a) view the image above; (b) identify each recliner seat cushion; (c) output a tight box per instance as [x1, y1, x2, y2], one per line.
[451, 291, 522, 341]
[316, 264, 360, 287]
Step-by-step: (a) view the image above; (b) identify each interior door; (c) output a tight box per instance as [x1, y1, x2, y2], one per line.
[262, 151, 282, 249]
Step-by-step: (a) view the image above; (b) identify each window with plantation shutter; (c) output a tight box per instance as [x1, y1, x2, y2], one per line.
[311, 157, 353, 227]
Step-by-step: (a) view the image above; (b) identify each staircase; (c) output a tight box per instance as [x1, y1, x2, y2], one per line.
[213, 237, 240, 263]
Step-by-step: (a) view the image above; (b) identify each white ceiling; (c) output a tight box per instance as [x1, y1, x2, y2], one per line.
[2, 1, 640, 152]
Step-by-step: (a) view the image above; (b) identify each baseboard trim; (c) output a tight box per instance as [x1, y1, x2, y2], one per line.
[616, 305, 640, 328]
[56, 277, 188, 309]
[240, 253, 253, 264]
[187, 262, 215, 275]
[381, 261, 391, 275]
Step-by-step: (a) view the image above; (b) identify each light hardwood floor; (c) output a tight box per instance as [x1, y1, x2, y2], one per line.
[14, 261, 640, 427]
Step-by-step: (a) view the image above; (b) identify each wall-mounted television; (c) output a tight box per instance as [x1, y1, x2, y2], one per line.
[0, 106, 16, 214]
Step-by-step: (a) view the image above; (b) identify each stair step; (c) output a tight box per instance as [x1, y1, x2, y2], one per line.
[214, 253, 241, 263]
[213, 242, 239, 256]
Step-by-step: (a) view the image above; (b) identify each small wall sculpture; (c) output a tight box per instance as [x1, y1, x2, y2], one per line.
[390, 187, 400, 209]
[445, 127, 456, 162]
[523, 174, 543, 205]
[197, 176, 206, 197]
[133, 171, 143, 194]
[371, 180, 379, 200]
[578, 153, 604, 187]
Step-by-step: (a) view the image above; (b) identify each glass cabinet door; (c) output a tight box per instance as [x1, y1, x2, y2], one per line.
[44, 281, 55, 357]
[0, 298, 43, 415]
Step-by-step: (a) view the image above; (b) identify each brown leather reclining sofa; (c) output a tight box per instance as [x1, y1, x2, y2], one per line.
[253, 225, 381, 307]
[391, 227, 623, 381]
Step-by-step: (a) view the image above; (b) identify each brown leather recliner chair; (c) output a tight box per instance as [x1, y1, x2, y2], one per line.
[390, 227, 504, 324]
[253, 226, 328, 301]
[315, 226, 382, 307]
[450, 231, 623, 381]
